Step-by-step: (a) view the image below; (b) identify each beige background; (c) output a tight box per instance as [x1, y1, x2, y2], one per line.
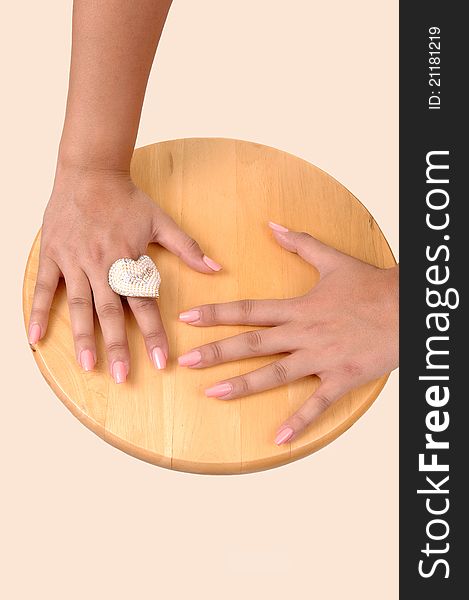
[1, 1, 398, 599]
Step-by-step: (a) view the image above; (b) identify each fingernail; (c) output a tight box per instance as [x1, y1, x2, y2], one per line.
[28, 322, 41, 345]
[203, 255, 223, 271]
[79, 349, 95, 372]
[205, 382, 232, 398]
[274, 427, 294, 445]
[178, 309, 201, 323]
[112, 361, 127, 384]
[178, 350, 202, 367]
[152, 347, 167, 370]
[268, 221, 289, 233]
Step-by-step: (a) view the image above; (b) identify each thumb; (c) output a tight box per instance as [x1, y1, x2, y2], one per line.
[268, 221, 345, 276]
[274, 378, 347, 445]
[153, 208, 222, 273]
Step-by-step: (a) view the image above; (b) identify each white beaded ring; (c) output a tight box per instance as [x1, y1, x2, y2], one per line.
[108, 255, 161, 298]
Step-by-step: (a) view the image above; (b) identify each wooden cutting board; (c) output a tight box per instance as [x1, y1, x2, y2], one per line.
[23, 138, 395, 474]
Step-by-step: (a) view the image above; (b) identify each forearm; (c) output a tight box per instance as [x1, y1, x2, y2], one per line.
[58, 0, 172, 174]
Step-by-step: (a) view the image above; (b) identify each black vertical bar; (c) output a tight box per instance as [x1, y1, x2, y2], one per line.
[400, 2, 466, 596]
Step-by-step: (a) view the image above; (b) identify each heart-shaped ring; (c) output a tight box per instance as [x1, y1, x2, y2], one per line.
[108, 255, 161, 298]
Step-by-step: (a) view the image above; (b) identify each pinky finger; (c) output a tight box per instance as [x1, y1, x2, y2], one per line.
[28, 256, 61, 344]
[274, 379, 347, 445]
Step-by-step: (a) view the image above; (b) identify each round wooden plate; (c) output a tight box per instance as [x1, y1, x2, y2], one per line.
[23, 138, 395, 474]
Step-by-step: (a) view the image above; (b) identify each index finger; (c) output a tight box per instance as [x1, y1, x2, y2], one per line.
[178, 298, 295, 327]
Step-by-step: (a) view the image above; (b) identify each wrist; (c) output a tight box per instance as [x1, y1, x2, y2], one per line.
[55, 146, 133, 184]
[56, 129, 134, 178]
[52, 157, 134, 199]
[56, 149, 131, 178]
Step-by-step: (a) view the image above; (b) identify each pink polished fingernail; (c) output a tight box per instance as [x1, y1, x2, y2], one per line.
[205, 382, 232, 398]
[79, 349, 95, 372]
[178, 350, 202, 367]
[152, 347, 167, 370]
[178, 309, 201, 323]
[112, 361, 127, 384]
[203, 255, 223, 272]
[28, 322, 41, 345]
[268, 221, 289, 233]
[274, 427, 294, 445]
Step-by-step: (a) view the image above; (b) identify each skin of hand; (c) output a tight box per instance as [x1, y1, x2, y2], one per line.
[177, 222, 399, 445]
[28, 168, 222, 382]
[27, 0, 224, 382]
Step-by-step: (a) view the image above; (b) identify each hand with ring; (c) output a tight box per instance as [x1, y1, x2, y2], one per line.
[26, 2, 224, 383]
[27, 168, 222, 383]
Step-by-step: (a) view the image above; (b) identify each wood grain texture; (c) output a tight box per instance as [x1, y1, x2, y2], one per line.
[22, 138, 396, 474]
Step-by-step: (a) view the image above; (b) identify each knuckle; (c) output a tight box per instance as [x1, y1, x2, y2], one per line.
[203, 303, 217, 324]
[69, 296, 92, 310]
[239, 299, 254, 320]
[182, 236, 200, 256]
[208, 342, 224, 363]
[236, 375, 250, 395]
[294, 410, 310, 428]
[131, 297, 156, 313]
[244, 330, 263, 354]
[34, 279, 52, 296]
[87, 243, 106, 265]
[290, 295, 311, 318]
[73, 332, 93, 343]
[315, 393, 332, 412]
[271, 361, 289, 384]
[106, 340, 127, 354]
[304, 320, 320, 334]
[43, 244, 60, 261]
[296, 231, 311, 244]
[144, 329, 165, 345]
[341, 361, 363, 378]
[97, 302, 122, 319]
[30, 307, 47, 321]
